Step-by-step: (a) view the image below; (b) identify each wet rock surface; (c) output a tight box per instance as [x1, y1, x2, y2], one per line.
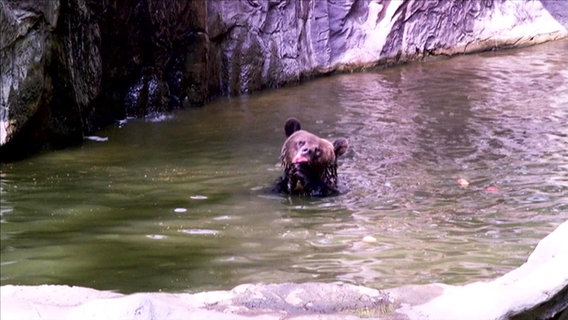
[222, 282, 392, 317]
[1, 0, 101, 160]
[2, 221, 567, 320]
[1, 0, 567, 159]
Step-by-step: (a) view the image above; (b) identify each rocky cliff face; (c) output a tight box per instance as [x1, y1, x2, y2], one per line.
[1, 0, 567, 161]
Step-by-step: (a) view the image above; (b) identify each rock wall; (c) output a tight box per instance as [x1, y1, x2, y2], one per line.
[1, 0, 567, 161]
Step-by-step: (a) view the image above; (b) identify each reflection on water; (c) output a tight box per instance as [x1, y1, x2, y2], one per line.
[1, 40, 567, 293]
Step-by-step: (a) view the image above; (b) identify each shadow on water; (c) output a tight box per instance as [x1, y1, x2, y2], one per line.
[1, 39, 567, 293]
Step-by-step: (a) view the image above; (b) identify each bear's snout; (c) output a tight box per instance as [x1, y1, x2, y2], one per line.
[293, 145, 318, 164]
[293, 150, 310, 164]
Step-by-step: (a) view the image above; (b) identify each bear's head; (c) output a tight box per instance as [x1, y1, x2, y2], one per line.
[275, 118, 348, 196]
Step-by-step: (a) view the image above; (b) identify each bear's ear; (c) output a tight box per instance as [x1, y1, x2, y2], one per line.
[284, 118, 302, 137]
[333, 138, 348, 157]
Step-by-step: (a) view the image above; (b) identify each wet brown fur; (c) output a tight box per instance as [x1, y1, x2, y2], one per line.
[274, 118, 348, 196]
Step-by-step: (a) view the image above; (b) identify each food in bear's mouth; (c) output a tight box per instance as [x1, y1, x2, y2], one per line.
[293, 155, 309, 163]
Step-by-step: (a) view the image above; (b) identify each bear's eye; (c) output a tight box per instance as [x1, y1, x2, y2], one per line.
[314, 147, 321, 157]
[297, 141, 305, 148]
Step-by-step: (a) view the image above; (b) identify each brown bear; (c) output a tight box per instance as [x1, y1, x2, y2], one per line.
[273, 118, 349, 197]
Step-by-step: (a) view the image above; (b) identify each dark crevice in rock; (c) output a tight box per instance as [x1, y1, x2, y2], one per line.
[509, 284, 568, 320]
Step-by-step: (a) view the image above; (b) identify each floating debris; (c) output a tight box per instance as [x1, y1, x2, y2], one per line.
[190, 195, 208, 200]
[146, 234, 167, 240]
[173, 208, 187, 213]
[85, 136, 108, 142]
[457, 178, 470, 187]
[180, 229, 219, 236]
[362, 235, 377, 243]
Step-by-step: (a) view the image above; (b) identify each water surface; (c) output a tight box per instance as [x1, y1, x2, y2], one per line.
[1, 39, 567, 293]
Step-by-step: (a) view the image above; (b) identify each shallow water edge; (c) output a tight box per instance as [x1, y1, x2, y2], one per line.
[2, 220, 567, 320]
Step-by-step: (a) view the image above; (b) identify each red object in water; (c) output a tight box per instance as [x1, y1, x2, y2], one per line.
[486, 186, 499, 192]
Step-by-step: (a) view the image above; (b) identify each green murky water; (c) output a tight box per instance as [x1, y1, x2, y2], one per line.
[1, 40, 567, 294]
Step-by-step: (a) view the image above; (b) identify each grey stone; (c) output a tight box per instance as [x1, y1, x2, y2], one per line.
[0, 0, 101, 159]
